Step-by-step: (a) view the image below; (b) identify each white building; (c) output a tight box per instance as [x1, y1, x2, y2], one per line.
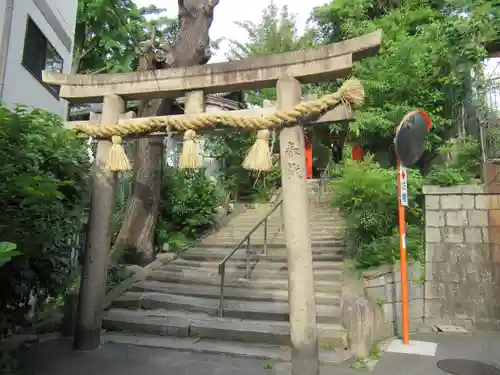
[485, 58, 500, 111]
[0, 0, 78, 117]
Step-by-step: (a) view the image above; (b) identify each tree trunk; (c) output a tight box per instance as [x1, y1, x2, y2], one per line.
[114, 0, 219, 266]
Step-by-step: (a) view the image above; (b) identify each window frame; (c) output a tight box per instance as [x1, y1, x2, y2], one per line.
[21, 16, 64, 99]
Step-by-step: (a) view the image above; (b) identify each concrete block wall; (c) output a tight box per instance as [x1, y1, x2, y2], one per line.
[423, 185, 500, 329]
[363, 262, 424, 335]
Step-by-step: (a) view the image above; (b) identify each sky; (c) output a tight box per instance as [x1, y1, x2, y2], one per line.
[133, 0, 329, 62]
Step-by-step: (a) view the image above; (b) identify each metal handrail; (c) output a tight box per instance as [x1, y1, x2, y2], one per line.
[318, 164, 331, 202]
[217, 197, 283, 317]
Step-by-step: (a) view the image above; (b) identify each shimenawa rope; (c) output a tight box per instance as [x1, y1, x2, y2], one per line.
[73, 78, 364, 172]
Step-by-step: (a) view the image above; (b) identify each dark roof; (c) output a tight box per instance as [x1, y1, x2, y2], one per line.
[69, 92, 245, 118]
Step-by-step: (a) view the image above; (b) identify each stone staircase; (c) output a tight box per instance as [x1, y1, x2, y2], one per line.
[102, 180, 350, 362]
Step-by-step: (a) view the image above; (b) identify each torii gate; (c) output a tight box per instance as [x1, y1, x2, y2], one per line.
[43, 30, 381, 375]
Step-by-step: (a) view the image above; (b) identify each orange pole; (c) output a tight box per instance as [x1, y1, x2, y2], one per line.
[396, 158, 410, 344]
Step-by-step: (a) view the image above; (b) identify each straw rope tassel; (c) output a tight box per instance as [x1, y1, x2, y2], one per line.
[242, 129, 272, 171]
[179, 129, 201, 169]
[72, 79, 365, 170]
[105, 135, 131, 172]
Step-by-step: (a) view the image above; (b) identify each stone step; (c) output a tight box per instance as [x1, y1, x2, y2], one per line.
[197, 238, 345, 247]
[212, 227, 344, 236]
[146, 271, 342, 293]
[204, 231, 345, 238]
[227, 210, 340, 217]
[101, 332, 354, 364]
[201, 238, 345, 246]
[230, 213, 342, 219]
[130, 281, 342, 305]
[161, 264, 344, 281]
[113, 292, 341, 323]
[210, 226, 344, 233]
[198, 240, 346, 249]
[181, 246, 346, 257]
[193, 244, 346, 255]
[103, 308, 347, 347]
[225, 220, 343, 227]
[179, 249, 345, 262]
[263, 248, 345, 256]
[168, 258, 345, 271]
[231, 209, 337, 214]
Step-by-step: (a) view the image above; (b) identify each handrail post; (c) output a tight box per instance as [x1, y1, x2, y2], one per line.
[218, 264, 225, 318]
[245, 237, 250, 279]
[263, 218, 268, 255]
[280, 203, 284, 231]
[217, 199, 283, 319]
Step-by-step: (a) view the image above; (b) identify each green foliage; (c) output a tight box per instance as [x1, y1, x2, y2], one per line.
[226, 3, 317, 59]
[425, 135, 481, 186]
[447, 136, 481, 175]
[107, 263, 133, 292]
[0, 242, 19, 266]
[311, 0, 496, 268]
[156, 168, 219, 251]
[252, 168, 282, 203]
[312, 0, 497, 164]
[211, 4, 319, 200]
[331, 157, 424, 269]
[312, 142, 332, 171]
[425, 167, 472, 186]
[204, 132, 281, 202]
[325, 161, 346, 178]
[0, 105, 90, 337]
[205, 132, 255, 200]
[111, 172, 133, 244]
[74, 0, 179, 73]
[226, 2, 320, 107]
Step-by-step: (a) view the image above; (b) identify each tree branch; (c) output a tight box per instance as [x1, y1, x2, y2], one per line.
[79, 36, 100, 61]
[88, 66, 111, 74]
[205, 0, 220, 12]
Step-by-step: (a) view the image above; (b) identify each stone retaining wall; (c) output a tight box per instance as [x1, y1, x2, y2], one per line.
[363, 262, 424, 335]
[423, 184, 500, 329]
[343, 182, 500, 355]
[341, 262, 423, 358]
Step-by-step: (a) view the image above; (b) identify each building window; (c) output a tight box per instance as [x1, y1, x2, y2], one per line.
[21, 17, 64, 98]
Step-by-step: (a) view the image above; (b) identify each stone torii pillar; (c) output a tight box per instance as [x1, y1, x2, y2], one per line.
[73, 94, 124, 350]
[278, 77, 319, 375]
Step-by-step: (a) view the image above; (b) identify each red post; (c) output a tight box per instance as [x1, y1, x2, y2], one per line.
[305, 138, 313, 179]
[352, 145, 363, 161]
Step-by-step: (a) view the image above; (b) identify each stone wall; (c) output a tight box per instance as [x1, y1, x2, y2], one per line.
[363, 262, 424, 335]
[341, 262, 423, 358]
[423, 185, 500, 329]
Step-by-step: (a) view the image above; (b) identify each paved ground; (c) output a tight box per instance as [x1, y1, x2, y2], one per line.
[25, 332, 500, 375]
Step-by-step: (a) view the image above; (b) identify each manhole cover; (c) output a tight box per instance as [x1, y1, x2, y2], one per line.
[437, 359, 500, 375]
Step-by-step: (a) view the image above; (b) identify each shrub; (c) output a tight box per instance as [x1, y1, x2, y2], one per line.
[425, 136, 481, 186]
[205, 132, 281, 202]
[330, 157, 424, 269]
[0, 242, 19, 266]
[425, 166, 472, 186]
[156, 168, 219, 251]
[0, 105, 90, 337]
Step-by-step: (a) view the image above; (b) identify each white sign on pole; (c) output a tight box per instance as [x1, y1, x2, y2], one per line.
[400, 166, 408, 207]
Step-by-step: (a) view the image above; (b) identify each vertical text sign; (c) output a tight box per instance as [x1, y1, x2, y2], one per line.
[400, 166, 408, 207]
